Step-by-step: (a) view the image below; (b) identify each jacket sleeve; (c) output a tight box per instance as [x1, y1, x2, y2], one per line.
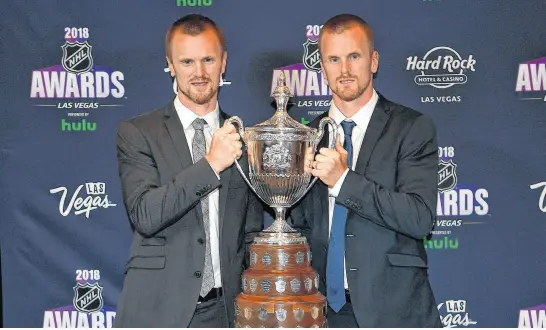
[116, 120, 220, 237]
[335, 115, 438, 239]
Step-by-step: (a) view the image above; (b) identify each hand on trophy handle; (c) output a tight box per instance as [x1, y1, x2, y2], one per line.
[205, 122, 242, 174]
[223, 117, 268, 206]
[303, 146, 314, 175]
[224, 116, 245, 141]
[311, 134, 349, 188]
[291, 116, 337, 206]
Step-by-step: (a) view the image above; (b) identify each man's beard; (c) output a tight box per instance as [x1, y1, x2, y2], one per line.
[179, 78, 216, 105]
[333, 75, 366, 102]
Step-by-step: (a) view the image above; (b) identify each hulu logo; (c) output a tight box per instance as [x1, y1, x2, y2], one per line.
[61, 119, 97, 132]
[424, 237, 458, 249]
[177, 0, 212, 6]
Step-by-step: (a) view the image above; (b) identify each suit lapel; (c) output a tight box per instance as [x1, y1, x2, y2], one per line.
[311, 112, 331, 243]
[354, 94, 391, 174]
[164, 101, 205, 223]
[218, 110, 231, 236]
[164, 101, 193, 170]
[312, 95, 390, 244]
[165, 102, 232, 259]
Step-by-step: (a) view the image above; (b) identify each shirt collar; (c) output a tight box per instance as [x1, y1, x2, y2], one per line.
[328, 88, 379, 128]
[173, 96, 220, 131]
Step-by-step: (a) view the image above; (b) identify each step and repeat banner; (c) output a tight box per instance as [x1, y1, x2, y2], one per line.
[1, 0, 546, 328]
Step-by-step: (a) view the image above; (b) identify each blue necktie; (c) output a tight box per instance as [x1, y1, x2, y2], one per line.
[326, 120, 356, 313]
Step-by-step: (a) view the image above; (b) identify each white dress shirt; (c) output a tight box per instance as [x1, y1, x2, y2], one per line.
[327, 89, 379, 289]
[173, 97, 222, 288]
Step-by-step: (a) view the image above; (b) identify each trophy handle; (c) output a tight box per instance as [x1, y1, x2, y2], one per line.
[290, 116, 338, 207]
[224, 116, 268, 205]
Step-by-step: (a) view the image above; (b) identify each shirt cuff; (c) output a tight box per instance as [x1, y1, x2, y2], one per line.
[328, 168, 349, 198]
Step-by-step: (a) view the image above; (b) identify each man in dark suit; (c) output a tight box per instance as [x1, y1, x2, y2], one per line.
[113, 14, 263, 328]
[291, 14, 442, 327]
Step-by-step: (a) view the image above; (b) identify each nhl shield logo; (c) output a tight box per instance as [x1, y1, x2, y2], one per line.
[302, 39, 321, 72]
[438, 159, 457, 192]
[62, 41, 93, 74]
[73, 282, 103, 313]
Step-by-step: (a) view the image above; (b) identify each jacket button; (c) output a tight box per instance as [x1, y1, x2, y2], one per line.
[323, 247, 327, 253]
[194, 271, 202, 278]
[198, 238, 204, 244]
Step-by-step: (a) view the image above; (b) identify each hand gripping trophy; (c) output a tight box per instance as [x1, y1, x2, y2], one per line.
[226, 72, 337, 328]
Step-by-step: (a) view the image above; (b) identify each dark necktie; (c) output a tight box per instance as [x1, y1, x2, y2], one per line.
[326, 119, 356, 312]
[191, 118, 214, 297]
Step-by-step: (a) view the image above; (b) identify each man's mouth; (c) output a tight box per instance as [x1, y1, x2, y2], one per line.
[191, 81, 209, 87]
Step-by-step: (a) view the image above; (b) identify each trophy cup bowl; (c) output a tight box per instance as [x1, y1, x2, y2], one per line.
[227, 72, 337, 328]
[226, 72, 337, 244]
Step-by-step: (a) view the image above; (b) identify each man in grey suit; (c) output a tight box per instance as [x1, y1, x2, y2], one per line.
[114, 14, 263, 328]
[290, 14, 442, 327]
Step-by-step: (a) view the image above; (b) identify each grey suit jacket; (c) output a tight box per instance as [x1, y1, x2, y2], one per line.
[291, 93, 442, 327]
[113, 100, 264, 328]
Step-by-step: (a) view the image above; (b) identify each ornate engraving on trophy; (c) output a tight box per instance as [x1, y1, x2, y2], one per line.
[235, 303, 240, 316]
[263, 144, 291, 170]
[261, 280, 271, 293]
[275, 305, 287, 322]
[278, 251, 289, 266]
[262, 252, 272, 265]
[296, 251, 304, 265]
[251, 252, 258, 265]
[311, 306, 319, 320]
[258, 306, 268, 321]
[294, 308, 304, 322]
[304, 277, 313, 292]
[307, 251, 312, 264]
[314, 274, 319, 289]
[244, 307, 253, 320]
[275, 277, 287, 293]
[290, 278, 301, 293]
[250, 279, 258, 293]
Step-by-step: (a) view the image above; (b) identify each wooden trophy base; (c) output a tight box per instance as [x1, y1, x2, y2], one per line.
[234, 241, 327, 328]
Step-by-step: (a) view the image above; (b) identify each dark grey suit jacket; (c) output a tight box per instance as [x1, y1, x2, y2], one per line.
[113, 100, 264, 328]
[291, 93, 442, 327]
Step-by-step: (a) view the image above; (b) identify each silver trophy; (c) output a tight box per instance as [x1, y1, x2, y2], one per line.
[226, 72, 337, 245]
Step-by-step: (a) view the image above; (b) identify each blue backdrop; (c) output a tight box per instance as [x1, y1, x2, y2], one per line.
[1, 0, 546, 327]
